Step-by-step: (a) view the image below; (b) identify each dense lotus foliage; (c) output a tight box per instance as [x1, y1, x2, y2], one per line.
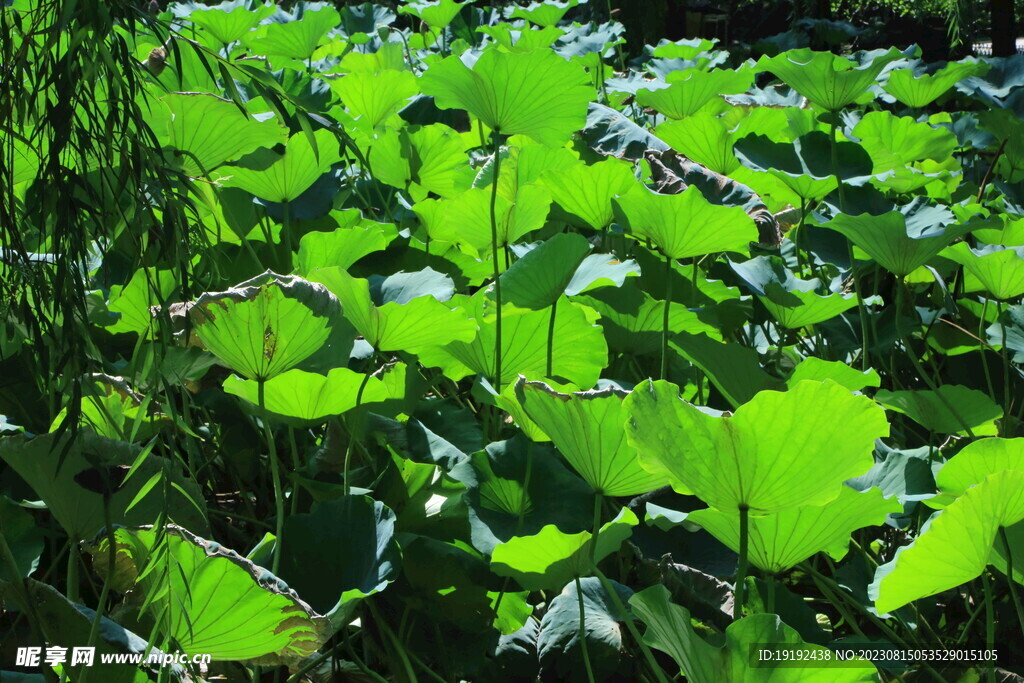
[4, 0, 1024, 680]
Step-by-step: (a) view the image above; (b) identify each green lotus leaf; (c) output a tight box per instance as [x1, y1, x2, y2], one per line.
[539, 157, 636, 230]
[538, 577, 633, 679]
[928, 437, 1024, 508]
[484, 139, 580, 202]
[755, 47, 904, 111]
[786, 357, 880, 393]
[331, 70, 419, 129]
[86, 526, 329, 664]
[0, 496, 43, 580]
[874, 385, 1002, 437]
[730, 255, 860, 329]
[106, 267, 178, 336]
[448, 436, 595, 555]
[852, 111, 957, 174]
[508, 0, 580, 27]
[367, 123, 472, 199]
[871, 470, 1024, 614]
[681, 487, 900, 573]
[0, 431, 208, 541]
[515, 378, 668, 496]
[49, 375, 165, 443]
[277, 495, 400, 621]
[415, 291, 608, 387]
[296, 217, 398, 274]
[223, 367, 390, 422]
[499, 233, 591, 309]
[826, 199, 970, 277]
[187, 272, 350, 381]
[419, 48, 593, 147]
[242, 5, 341, 60]
[220, 130, 341, 203]
[614, 184, 757, 259]
[882, 59, 989, 107]
[656, 113, 740, 175]
[733, 131, 872, 201]
[490, 508, 638, 591]
[151, 93, 288, 178]
[669, 332, 783, 408]
[310, 266, 476, 352]
[651, 37, 718, 60]
[398, 0, 465, 28]
[187, 0, 277, 44]
[565, 254, 641, 296]
[944, 242, 1024, 300]
[636, 67, 753, 120]
[413, 184, 551, 256]
[479, 24, 566, 52]
[624, 379, 888, 512]
[631, 585, 878, 682]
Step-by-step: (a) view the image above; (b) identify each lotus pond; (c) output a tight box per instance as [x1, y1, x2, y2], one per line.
[3, 0, 1024, 681]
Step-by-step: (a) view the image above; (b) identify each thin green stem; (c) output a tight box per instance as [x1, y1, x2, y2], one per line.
[546, 297, 558, 379]
[982, 572, 996, 683]
[735, 504, 749, 620]
[67, 541, 80, 603]
[258, 379, 285, 576]
[592, 567, 671, 683]
[489, 133, 504, 393]
[575, 575, 597, 683]
[660, 251, 673, 380]
[999, 526, 1024, 635]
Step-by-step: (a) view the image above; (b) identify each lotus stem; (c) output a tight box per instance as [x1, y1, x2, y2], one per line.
[592, 567, 671, 683]
[982, 571, 996, 683]
[998, 301, 1012, 435]
[999, 526, 1024, 636]
[735, 503, 749, 620]
[67, 540, 80, 603]
[575, 575, 597, 683]
[660, 251, 673, 381]
[258, 379, 285, 576]
[546, 297, 558, 379]
[489, 132, 504, 393]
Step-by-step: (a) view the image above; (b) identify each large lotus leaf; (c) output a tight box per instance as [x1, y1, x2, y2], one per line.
[624, 379, 888, 512]
[733, 132, 871, 201]
[539, 158, 635, 230]
[655, 113, 740, 175]
[679, 487, 900, 573]
[449, 436, 595, 555]
[331, 70, 419, 129]
[0, 577, 179, 683]
[310, 266, 476, 352]
[296, 218, 398, 274]
[582, 102, 669, 160]
[538, 577, 633, 681]
[874, 385, 1002, 437]
[957, 54, 1024, 103]
[565, 254, 641, 296]
[499, 233, 591, 309]
[787, 357, 880, 393]
[479, 24, 566, 52]
[636, 67, 753, 120]
[944, 242, 1024, 299]
[882, 59, 988, 107]
[670, 332, 783, 408]
[187, 272, 350, 381]
[0, 496, 43, 580]
[415, 291, 608, 387]
[222, 367, 389, 422]
[871, 470, 1024, 614]
[515, 379, 668, 496]
[277, 495, 400, 619]
[509, 0, 580, 27]
[367, 123, 472, 198]
[630, 585, 878, 683]
[187, 0, 277, 44]
[419, 48, 592, 147]
[398, 0, 465, 28]
[575, 285, 722, 355]
[490, 508, 638, 591]
[852, 111, 957, 174]
[826, 199, 969, 277]
[106, 267, 178, 336]
[0, 431, 207, 541]
[87, 525, 329, 664]
[613, 184, 756, 259]
[151, 93, 287, 178]
[730, 256, 858, 329]
[242, 5, 340, 60]
[755, 47, 904, 111]
[928, 437, 1024, 508]
[221, 130, 341, 203]
[413, 184, 551, 256]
